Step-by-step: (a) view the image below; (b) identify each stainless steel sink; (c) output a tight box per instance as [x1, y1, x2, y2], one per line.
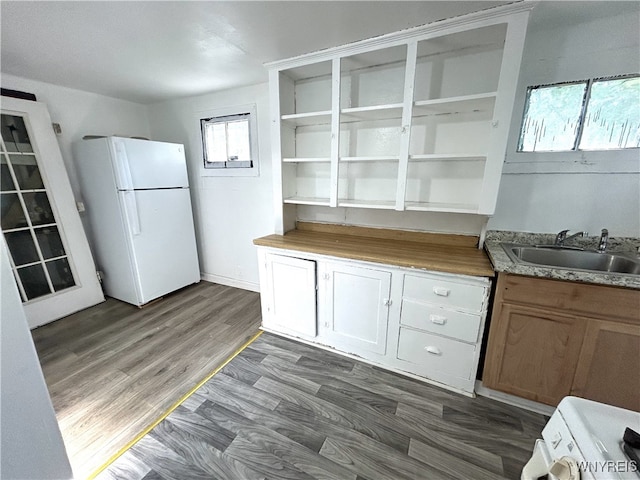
[501, 243, 640, 275]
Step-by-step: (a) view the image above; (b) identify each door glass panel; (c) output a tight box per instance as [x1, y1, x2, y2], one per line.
[1, 115, 33, 153]
[1, 156, 16, 191]
[17, 264, 51, 300]
[1, 192, 27, 229]
[22, 192, 55, 226]
[46, 258, 75, 291]
[4, 230, 39, 265]
[35, 226, 65, 259]
[1, 113, 76, 302]
[10, 154, 44, 189]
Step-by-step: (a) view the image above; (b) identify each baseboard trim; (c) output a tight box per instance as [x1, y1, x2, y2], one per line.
[200, 273, 260, 293]
[475, 381, 556, 416]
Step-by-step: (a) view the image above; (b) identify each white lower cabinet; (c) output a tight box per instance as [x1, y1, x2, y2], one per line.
[397, 328, 476, 380]
[260, 253, 317, 338]
[393, 270, 490, 392]
[400, 299, 482, 344]
[257, 247, 491, 395]
[317, 262, 391, 356]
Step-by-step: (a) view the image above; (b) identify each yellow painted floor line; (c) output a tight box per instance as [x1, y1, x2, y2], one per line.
[87, 330, 263, 480]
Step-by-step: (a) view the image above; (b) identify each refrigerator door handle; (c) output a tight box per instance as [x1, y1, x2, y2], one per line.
[122, 190, 141, 236]
[114, 140, 134, 190]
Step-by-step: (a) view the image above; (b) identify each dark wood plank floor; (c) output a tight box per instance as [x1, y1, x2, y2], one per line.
[31, 281, 262, 479]
[97, 332, 547, 480]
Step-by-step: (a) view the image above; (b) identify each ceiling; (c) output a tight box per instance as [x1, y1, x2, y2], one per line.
[1, 1, 637, 105]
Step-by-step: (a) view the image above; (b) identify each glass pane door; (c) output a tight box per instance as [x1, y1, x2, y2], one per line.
[1, 114, 76, 302]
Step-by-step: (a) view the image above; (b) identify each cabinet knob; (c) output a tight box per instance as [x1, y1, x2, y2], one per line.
[432, 286, 450, 297]
[425, 346, 442, 356]
[383, 298, 393, 306]
[430, 314, 447, 325]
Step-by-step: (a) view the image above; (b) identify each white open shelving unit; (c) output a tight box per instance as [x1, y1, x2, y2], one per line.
[268, 4, 531, 233]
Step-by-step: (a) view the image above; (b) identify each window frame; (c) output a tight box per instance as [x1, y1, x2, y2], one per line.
[504, 73, 640, 175]
[197, 104, 259, 177]
[517, 74, 640, 154]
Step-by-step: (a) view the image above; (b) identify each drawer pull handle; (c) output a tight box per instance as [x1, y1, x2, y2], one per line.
[432, 286, 450, 297]
[425, 346, 442, 355]
[430, 314, 447, 325]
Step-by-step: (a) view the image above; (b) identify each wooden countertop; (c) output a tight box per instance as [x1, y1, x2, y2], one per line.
[254, 223, 495, 278]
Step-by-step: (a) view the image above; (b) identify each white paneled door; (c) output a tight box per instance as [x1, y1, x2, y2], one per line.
[1, 97, 104, 328]
[319, 262, 391, 355]
[262, 253, 317, 338]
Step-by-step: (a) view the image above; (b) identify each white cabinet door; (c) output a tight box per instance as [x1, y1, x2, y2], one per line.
[262, 253, 317, 338]
[319, 262, 391, 355]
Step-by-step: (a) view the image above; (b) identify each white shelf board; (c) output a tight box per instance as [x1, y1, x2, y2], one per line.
[283, 196, 330, 206]
[413, 92, 496, 117]
[405, 201, 479, 214]
[337, 199, 396, 210]
[281, 110, 332, 127]
[408, 154, 486, 162]
[282, 157, 331, 163]
[340, 104, 404, 122]
[340, 156, 400, 162]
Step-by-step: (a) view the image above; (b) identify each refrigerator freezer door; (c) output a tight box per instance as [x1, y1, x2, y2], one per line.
[110, 137, 189, 190]
[119, 188, 200, 305]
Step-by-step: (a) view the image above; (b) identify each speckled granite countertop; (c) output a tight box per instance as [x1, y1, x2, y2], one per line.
[484, 231, 640, 289]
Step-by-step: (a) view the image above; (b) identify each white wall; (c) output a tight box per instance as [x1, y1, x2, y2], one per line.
[489, 9, 640, 236]
[147, 83, 273, 291]
[0, 238, 73, 479]
[1, 74, 151, 201]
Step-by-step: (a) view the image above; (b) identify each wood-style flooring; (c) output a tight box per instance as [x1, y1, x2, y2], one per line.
[96, 332, 547, 480]
[31, 281, 262, 479]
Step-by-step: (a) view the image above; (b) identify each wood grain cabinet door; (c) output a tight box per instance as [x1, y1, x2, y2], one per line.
[483, 303, 586, 406]
[571, 320, 640, 411]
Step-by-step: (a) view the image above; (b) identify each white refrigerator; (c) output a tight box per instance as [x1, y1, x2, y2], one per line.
[74, 136, 200, 306]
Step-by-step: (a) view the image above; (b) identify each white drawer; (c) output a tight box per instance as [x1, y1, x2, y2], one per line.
[397, 327, 476, 380]
[403, 274, 487, 313]
[400, 299, 481, 343]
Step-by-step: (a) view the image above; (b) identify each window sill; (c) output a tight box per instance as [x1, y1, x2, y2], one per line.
[201, 166, 259, 177]
[503, 149, 640, 175]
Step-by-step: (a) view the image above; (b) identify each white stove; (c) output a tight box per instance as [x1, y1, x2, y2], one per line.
[522, 396, 640, 480]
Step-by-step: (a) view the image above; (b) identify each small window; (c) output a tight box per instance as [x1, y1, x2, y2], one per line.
[518, 75, 639, 152]
[201, 113, 253, 169]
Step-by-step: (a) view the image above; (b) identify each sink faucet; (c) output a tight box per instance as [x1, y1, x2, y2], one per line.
[597, 228, 608, 253]
[554, 229, 584, 247]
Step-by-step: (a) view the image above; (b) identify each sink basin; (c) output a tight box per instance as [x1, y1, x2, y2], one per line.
[501, 243, 640, 275]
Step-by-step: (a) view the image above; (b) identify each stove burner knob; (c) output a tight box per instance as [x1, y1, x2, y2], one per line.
[549, 456, 580, 480]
